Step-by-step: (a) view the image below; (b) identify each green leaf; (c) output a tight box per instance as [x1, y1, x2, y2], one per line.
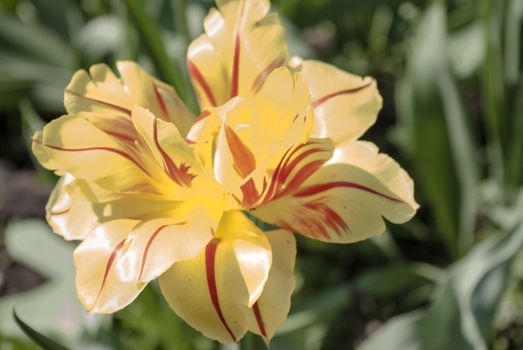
[0, 220, 107, 345]
[0, 12, 73, 67]
[504, 0, 523, 85]
[448, 23, 486, 79]
[122, 0, 189, 104]
[354, 263, 440, 298]
[359, 222, 523, 350]
[480, 0, 508, 192]
[396, 3, 479, 257]
[396, 3, 460, 257]
[75, 15, 125, 63]
[12, 309, 70, 350]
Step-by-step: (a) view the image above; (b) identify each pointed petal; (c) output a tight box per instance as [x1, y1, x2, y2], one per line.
[118, 206, 216, 283]
[187, 0, 287, 109]
[215, 210, 272, 306]
[74, 220, 144, 313]
[159, 239, 249, 344]
[32, 114, 152, 194]
[212, 68, 314, 198]
[65, 61, 194, 136]
[185, 109, 222, 175]
[46, 174, 98, 241]
[246, 230, 296, 340]
[159, 210, 272, 344]
[299, 60, 382, 144]
[253, 141, 418, 243]
[131, 106, 199, 189]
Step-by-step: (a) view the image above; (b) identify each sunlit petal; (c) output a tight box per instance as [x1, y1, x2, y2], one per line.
[188, 0, 287, 109]
[298, 59, 383, 144]
[74, 220, 144, 313]
[253, 141, 418, 243]
[65, 62, 195, 136]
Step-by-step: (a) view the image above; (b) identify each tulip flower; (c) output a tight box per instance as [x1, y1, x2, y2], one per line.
[32, 0, 418, 345]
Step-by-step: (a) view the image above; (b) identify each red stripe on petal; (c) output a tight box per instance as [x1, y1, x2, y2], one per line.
[152, 82, 169, 120]
[94, 237, 127, 307]
[278, 147, 325, 184]
[225, 124, 256, 179]
[294, 181, 403, 203]
[65, 89, 132, 116]
[194, 110, 211, 124]
[251, 56, 286, 94]
[230, 34, 241, 98]
[205, 238, 237, 342]
[138, 221, 187, 281]
[37, 141, 149, 175]
[153, 119, 195, 187]
[49, 209, 70, 216]
[104, 130, 136, 144]
[187, 60, 218, 107]
[278, 159, 326, 198]
[304, 200, 350, 236]
[252, 301, 268, 338]
[312, 81, 373, 108]
[241, 178, 260, 208]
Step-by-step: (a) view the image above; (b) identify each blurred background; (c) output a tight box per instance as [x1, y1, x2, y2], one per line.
[0, 0, 522, 349]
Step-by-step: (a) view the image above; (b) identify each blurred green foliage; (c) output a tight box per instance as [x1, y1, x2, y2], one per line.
[0, 0, 522, 349]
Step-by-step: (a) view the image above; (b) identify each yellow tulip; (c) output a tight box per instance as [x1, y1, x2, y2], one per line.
[31, 0, 418, 345]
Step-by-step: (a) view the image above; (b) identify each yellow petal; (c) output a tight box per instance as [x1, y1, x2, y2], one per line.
[186, 109, 222, 175]
[65, 61, 194, 136]
[159, 210, 272, 344]
[329, 141, 418, 207]
[130, 106, 199, 190]
[187, 0, 287, 109]
[159, 239, 249, 344]
[31, 131, 63, 174]
[253, 142, 418, 243]
[212, 68, 314, 202]
[74, 220, 144, 313]
[299, 60, 383, 144]
[32, 114, 153, 194]
[246, 230, 296, 341]
[46, 174, 98, 241]
[118, 206, 216, 283]
[215, 210, 272, 306]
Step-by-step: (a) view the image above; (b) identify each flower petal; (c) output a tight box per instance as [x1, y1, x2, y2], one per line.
[246, 230, 296, 341]
[187, 0, 287, 109]
[131, 106, 199, 189]
[159, 210, 272, 344]
[253, 141, 418, 243]
[32, 114, 153, 194]
[46, 174, 98, 241]
[298, 60, 382, 144]
[215, 210, 272, 306]
[74, 220, 144, 313]
[159, 239, 249, 344]
[65, 61, 194, 136]
[212, 68, 314, 200]
[118, 206, 217, 284]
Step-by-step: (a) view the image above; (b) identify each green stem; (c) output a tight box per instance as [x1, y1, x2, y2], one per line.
[123, 0, 188, 102]
[239, 333, 268, 350]
[172, 0, 190, 45]
[170, 0, 199, 113]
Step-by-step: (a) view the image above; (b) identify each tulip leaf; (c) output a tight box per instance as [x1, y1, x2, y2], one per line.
[353, 263, 438, 298]
[504, 0, 523, 85]
[0, 12, 73, 67]
[13, 309, 70, 350]
[0, 220, 107, 345]
[122, 0, 189, 105]
[396, 2, 478, 257]
[358, 221, 523, 350]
